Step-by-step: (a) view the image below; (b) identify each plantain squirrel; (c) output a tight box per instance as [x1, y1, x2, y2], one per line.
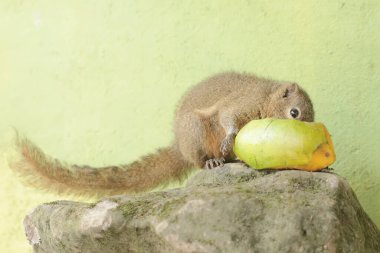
[8, 72, 314, 196]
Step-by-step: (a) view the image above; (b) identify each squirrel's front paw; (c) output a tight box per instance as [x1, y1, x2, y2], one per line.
[220, 134, 235, 157]
[204, 158, 225, 169]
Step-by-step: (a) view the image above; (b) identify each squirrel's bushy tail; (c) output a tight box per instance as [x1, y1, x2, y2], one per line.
[8, 134, 192, 197]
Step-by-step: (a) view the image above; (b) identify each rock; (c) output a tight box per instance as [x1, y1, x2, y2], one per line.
[24, 163, 380, 253]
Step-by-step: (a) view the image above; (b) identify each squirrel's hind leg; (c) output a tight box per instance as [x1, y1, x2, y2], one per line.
[174, 112, 209, 168]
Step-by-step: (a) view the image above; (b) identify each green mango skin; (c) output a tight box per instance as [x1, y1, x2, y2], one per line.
[233, 118, 328, 169]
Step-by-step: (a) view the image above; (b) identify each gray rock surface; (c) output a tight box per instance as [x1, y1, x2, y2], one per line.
[24, 163, 380, 253]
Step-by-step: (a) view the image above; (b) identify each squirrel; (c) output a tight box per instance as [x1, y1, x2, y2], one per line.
[8, 72, 314, 197]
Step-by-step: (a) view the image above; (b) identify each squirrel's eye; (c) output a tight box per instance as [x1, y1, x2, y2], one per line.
[289, 108, 300, 118]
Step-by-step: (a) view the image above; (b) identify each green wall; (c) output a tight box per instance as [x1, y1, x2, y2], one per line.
[1, 0, 379, 251]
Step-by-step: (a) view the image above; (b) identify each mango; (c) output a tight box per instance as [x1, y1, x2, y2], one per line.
[233, 118, 336, 171]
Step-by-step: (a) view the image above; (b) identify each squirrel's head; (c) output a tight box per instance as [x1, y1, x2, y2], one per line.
[264, 83, 314, 122]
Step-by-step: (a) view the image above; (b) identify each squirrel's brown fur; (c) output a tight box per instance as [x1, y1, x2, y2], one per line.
[8, 72, 314, 197]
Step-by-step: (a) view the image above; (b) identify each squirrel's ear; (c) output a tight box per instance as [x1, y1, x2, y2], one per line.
[280, 83, 299, 98]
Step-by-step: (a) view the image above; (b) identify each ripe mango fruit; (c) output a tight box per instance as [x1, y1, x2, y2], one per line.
[233, 119, 336, 171]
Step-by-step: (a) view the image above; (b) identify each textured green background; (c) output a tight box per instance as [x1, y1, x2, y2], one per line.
[0, 1, 379, 251]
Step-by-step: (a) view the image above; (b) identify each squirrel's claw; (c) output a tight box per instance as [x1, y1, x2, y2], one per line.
[204, 158, 225, 169]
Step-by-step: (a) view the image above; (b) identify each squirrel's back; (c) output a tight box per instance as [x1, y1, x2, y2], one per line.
[176, 72, 286, 114]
